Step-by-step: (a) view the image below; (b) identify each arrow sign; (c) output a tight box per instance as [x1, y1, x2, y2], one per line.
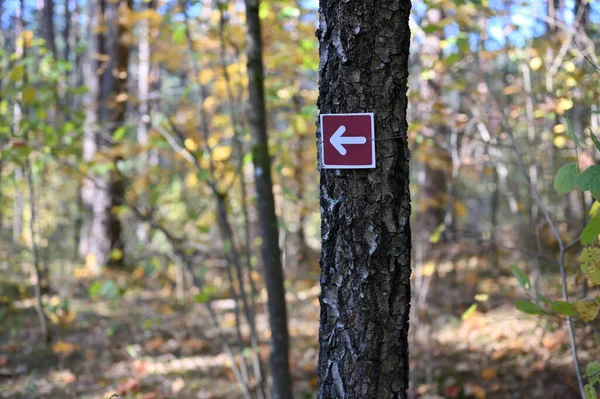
[330, 125, 367, 155]
[320, 113, 375, 169]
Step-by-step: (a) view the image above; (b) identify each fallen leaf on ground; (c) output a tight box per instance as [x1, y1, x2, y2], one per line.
[172, 377, 185, 393]
[481, 368, 497, 381]
[117, 379, 141, 395]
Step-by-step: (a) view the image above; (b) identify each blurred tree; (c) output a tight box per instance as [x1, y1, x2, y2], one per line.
[316, 0, 412, 397]
[79, 0, 132, 270]
[244, 0, 292, 397]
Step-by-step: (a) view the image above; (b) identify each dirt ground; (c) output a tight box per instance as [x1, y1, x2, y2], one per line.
[0, 256, 597, 399]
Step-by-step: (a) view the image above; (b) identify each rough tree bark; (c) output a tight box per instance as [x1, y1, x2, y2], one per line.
[79, 0, 131, 270]
[316, 1, 412, 398]
[244, 1, 293, 398]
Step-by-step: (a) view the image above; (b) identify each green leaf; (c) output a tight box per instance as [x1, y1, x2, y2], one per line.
[515, 299, 543, 315]
[581, 215, 600, 245]
[554, 162, 580, 194]
[580, 247, 600, 285]
[423, 24, 444, 34]
[99, 280, 119, 299]
[88, 281, 103, 296]
[577, 165, 600, 192]
[8, 65, 25, 82]
[113, 126, 127, 142]
[584, 384, 597, 399]
[551, 300, 577, 316]
[172, 24, 186, 45]
[566, 118, 582, 147]
[461, 303, 477, 320]
[575, 298, 599, 322]
[279, 6, 300, 18]
[537, 294, 552, 304]
[429, 224, 446, 244]
[193, 284, 219, 303]
[510, 265, 531, 291]
[587, 361, 600, 386]
[590, 130, 600, 154]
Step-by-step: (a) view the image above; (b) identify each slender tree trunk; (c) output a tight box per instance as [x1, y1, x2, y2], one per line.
[244, 1, 292, 397]
[316, 1, 412, 397]
[42, 0, 57, 58]
[12, 0, 24, 246]
[26, 161, 52, 343]
[79, 0, 130, 270]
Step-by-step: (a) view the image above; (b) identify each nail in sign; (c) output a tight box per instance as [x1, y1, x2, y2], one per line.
[320, 113, 375, 169]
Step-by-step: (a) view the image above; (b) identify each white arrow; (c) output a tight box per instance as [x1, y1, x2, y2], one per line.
[330, 125, 367, 155]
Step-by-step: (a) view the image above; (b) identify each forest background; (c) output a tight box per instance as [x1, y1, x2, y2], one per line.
[1, 0, 600, 398]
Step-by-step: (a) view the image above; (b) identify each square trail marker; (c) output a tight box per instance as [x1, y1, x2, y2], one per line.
[320, 113, 375, 169]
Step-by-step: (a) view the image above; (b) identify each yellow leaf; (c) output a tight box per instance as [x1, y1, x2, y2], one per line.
[184, 138, 198, 151]
[529, 57, 542, 71]
[563, 61, 576, 73]
[52, 341, 81, 357]
[281, 167, 294, 177]
[185, 173, 198, 189]
[85, 253, 97, 270]
[212, 145, 232, 162]
[203, 96, 216, 112]
[580, 247, 600, 285]
[576, 298, 599, 322]
[132, 266, 145, 280]
[115, 92, 128, 103]
[199, 70, 213, 86]
[110, 249, 123, 261]
[590, 202, 600, 218]
[553, 124, 565, 134]
[259, 2, 271, 19]
[481, 368, 497, 381]
[8, 65, 25, 82]
[22, 85, 35, 104]
[553, 135, 567, 148]
[294, 116, 308, 133]
[422, 261, 435, 277]
[475, 293, 489, 302]
[556, 98, 573, 114]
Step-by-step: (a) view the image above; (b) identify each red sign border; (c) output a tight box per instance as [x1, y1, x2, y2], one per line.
[320, 113, 376, 169]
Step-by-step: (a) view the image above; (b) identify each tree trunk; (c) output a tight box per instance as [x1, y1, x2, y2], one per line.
[244, 1, 293, 398]
[316, 1, 412, 398]
[42, 0, 57, 58]
[79, 0, 130, 270]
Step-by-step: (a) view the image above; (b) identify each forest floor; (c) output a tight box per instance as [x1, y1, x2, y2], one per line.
[0, 252, 598, 399]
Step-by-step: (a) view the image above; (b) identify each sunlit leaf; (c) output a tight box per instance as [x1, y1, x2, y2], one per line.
[113, 126, 127, 142]
[587, 361, 600, 386]
[584, 384, 597, 399]
[581, 216, 600, 245]
[461, 303, 477, 320]
[529, 57, 542, 71]
[580, 247, 600, 285]
[22, 85, 36, 104]
[172, 23, 186, 44]
[110, 249, 123, 261]
[575, 298, 599, 322]
[8, 65, 25, 82]
[429, 224, 446, 244]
